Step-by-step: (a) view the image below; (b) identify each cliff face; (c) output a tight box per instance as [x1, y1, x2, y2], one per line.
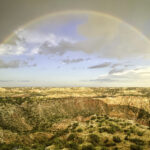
[0, 87, 150, 147]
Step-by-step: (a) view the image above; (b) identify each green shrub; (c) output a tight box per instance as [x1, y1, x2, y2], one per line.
[77, 128, 83, 132]
[130, 144, 143, 150]
[99, 127, 115, 134]
[129, 138, 145, 145]
[67, 133, 77, 141]
[137, 131, 144, 136]
[82, 144, 95, 150]
[77, 137, 84, 144]
[72, 122, 79, 129]
[52, 138, 66, 149]
[124, 135, 129, 140]
[53, 128, 69, 138]
[91, 116, 96, 120]
[89, 134, 100, 145]
[129, 127, 136, 134]
[113, 136, 121, 143]
[66, 141, 79, 150]
[98, 122, 102, 127]
[101, 147, 109, 150]
[112, 147, 118, 150]
[104, 141, 116, 147]
[109, 123, 121, 132]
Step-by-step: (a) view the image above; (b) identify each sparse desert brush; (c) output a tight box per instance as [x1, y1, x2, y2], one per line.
[77, 137, 84, 144]
[81, 144, 95, 150]
[101, 147, 109, 150]
[104, 140, 116, 147]
[99, 126, 116, 134]
[88, 133, 100, 145]
[67, 133, 77, 141]
[91, 116, 97, 120]
[113, 136, 122, 143]
[137, 130, 144, 136]
[89, 125, 94, 128]
[112, 147, 119, 150]
[48, 138, 66, 149]
[129, 138, 145, 145]
[66, 141, 79, 150]
[98, 122, 103, 127]
[71, 122, 79, 129]
[109, 123, 121, 132]
[76, 127, 83, 132]
[130, 144, 143, 150]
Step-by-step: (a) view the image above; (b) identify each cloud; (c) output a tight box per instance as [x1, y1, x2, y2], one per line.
[63, 58, 84, 64]
[0, 80, 31, 83]
[109, 68, 125, 74]
[33, 14, 150, 59]
[1, 13, 150, 61]
[0, 43, 26, 55]
[77, 14, 150, 59]
[37, 38, 76, 55]
[90, 67, 150, 86]
[88, 62, 111, 69]
[111, 63, 121, 68]
[0, 59, 36, 68]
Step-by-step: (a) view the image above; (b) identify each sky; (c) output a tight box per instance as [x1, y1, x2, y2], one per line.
[0, 0, 150, 87]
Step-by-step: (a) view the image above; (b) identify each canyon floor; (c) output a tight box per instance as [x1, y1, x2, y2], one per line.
[0, 87, 150, 150]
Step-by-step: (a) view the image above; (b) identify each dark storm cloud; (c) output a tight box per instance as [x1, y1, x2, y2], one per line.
[0, 0, 150, 43]
[88, 62, 111, 69]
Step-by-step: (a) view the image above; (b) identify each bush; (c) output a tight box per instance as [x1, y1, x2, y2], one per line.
[89, 134, 100, 145]
[52, 138, 66, 149]
[109, 123, 121, 132]
[53, 128, 69, 138]
[104, 141, 116, 147]
[98, 122, 102, 127]
[67, 133, 77, 141]
[66, 141, 79, 150]
[137, 131, 144, 136]
[82, 144, 95, 150]
[112, 147, 118, 150]
[99, 127, 115, 134]
[129, 138, 145, 145]
[77, 137, 84, 144]
[130, 144, 143, 150]
[91, 116, 96, 120]
[77, 128, 83, 132]
[124, 135, 129, 140]
[101, 147, 109, 150]
[113, 136, 121, 143]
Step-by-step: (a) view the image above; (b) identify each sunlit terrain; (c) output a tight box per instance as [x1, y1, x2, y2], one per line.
[0, 87, 150, 150]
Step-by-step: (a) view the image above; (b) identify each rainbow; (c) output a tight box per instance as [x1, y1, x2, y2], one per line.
[1, 10, 150, 45]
